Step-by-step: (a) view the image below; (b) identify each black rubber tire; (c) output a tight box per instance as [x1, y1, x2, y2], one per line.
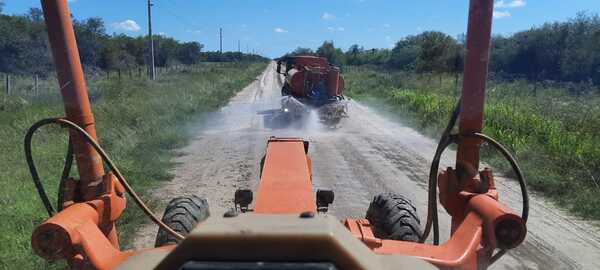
[366, 192, 423, 242]
[154, 195, 210, 247]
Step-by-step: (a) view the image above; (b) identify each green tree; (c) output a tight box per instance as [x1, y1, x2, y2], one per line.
[290, 47, 314, 56]
[389, 37, 420, 70]
[415, 31, 457, 74]
[177, 42, 203, 65]
[316, 41, 345, 65]
[74, 17, 107, 68]
[28, 8, 43, 22]
[346, 44, 363, 65]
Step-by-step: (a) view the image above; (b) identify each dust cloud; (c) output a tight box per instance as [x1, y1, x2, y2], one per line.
[132, 62, 600, 270]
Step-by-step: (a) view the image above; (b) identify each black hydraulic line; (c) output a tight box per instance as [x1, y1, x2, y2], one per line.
[25, 117, 185, 240]
[24, 118, 62, 217]
[57, 138, 73, 212]
[421, 100, 461, 244]
[462, 132, 529, 264]
[421, 99, 529, 263]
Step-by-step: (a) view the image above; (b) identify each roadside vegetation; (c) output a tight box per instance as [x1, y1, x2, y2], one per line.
[285, 11, 600, 220]
[292, 12, 600, 92]
[344, 66, 600, 220]
[0, 62, 267, 269]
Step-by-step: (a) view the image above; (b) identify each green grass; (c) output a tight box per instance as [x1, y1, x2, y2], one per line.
[0, 62, 266, 269]
[344, 65, 600, 219]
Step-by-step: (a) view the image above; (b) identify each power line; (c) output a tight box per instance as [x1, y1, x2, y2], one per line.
[146, 1, 254, 54]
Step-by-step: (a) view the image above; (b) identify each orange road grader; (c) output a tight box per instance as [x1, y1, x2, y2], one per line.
[27, 0, 528, 269]
[275, 55, 348, 125]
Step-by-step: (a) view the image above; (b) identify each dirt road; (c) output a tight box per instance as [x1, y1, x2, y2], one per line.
[133, 62, 600, 269]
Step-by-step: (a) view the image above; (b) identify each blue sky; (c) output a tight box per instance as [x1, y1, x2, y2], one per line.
[3, 0, 599, 58]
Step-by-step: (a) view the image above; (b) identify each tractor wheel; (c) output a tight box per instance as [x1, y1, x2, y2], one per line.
[154, 195, 210, 247]
[366, 192, 422, 242]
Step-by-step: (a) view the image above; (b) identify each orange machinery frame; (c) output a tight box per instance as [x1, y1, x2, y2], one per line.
[31, 0, 525, 269]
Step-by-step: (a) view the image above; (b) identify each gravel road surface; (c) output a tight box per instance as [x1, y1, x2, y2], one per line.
[133, 62, 600, 270]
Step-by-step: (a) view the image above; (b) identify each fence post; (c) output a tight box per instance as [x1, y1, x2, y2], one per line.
[5, 74, 11, 96]
[34, 74, 39, 96]
[118, 69, 121, 80]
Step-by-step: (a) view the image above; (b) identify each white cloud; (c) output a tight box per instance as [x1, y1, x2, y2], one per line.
[494, 0, 525, 8]
[274, 27, 288, 33]
[112, 19, 141, 32]
[493, 0, 523, 19]
[383, 23, 391, 28]
[186, 29, 202, 34]
[322, 12, 336, 20]
[327, 26, 345, 32]
[493, 10, 512, 19]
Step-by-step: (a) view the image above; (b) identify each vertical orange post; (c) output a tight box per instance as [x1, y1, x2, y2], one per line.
[457, 0, 494, 175]
[41, 0, 105, 200]
[41, 0, 118, 246]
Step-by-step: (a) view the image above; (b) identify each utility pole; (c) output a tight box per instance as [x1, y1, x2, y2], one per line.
[219, 27, 223, 53]
[147, 0, 156, 80]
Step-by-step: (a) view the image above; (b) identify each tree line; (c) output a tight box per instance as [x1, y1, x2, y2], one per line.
[0, 7, 267, 76]
[289, 12, 600, 90]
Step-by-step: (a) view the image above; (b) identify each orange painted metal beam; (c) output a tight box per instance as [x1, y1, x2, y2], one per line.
[254, 138, 316, 214]
[41, 0, 105, 202]
[345, 213, 484, 270]
[456, 0, 494, 173]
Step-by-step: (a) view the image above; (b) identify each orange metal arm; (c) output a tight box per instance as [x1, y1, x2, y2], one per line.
[254, 138, 316, 214]
[41, 0, 105, 201]
[456, 0, 494, 174]
[345, 193, 525, 270]
[40, 0, 120, 250]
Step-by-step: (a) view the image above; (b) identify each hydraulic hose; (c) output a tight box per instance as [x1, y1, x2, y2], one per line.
[421, 101, 529, 264]
[25, 118, 185, 241]
[463, 132, 529, 264]
[57, 137, 73, 212]
[420, 101, 461, 245]
[25, 118, 62, 217]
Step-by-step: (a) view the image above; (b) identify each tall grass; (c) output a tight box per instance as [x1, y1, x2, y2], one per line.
[345, 66, 600, 219]
[0, 62, 266, 269]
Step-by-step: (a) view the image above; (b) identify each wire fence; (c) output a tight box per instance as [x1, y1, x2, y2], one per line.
[0, 62, 254, 104]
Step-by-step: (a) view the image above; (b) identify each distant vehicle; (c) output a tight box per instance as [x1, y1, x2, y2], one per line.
[276, 55, 348, 125]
